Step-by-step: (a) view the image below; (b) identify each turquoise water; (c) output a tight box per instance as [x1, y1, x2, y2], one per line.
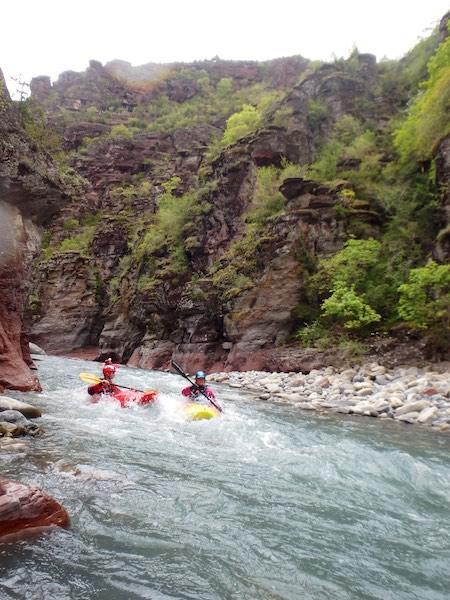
[1, 356, 449, 600]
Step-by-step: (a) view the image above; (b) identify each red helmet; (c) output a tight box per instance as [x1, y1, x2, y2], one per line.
[103, 365, 116, 379]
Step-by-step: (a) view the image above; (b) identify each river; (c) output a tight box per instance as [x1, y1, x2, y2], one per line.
[1, 355, 449, 599]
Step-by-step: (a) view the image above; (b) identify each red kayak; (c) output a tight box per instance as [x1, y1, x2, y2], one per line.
[89, 389, 158, 408]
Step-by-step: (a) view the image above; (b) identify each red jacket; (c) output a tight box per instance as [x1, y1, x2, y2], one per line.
[88, 381, 120, 396]
[181, 385, 216, 402]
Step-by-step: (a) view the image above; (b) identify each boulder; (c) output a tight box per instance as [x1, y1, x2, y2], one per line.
[0, 396, 42, 418]
[417, 406, 438, 424]
[0, 410, 42, 437]
[0, 477, 69, 543]
[395, 400, 431, 416]
[29, 342, 47, 356]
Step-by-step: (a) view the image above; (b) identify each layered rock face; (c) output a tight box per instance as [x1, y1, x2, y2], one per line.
[434, 14, 450, 262]
[25, 33, 448, 371]
[128, 177, 378, 372]
[0, 202, 39, 390]
[435, 136, 450, 262]
[26, 54, 384, 369]
[0, 68, 67, 389]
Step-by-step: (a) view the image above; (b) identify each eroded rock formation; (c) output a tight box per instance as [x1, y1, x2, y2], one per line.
[0, 68, 67, 389]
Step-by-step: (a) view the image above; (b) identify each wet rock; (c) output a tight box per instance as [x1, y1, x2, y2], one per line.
[0, 477, 69, 543]
[0, 437, 29, 450]
[29, 342, 47, 355]
[0, 410, 42, 437]
[0, 396, 42, 418]
[0, 422, 23, 437]
[396, 412, 420, 423]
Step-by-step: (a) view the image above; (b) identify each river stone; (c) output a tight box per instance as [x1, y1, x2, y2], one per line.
[395, 400, 431, 416]
[0, 396, 42, 418]
[417, 406, 438, 424]
[29, 342, 47, 355]
[0, 410, 29, 427]
[0, 438, 28, 450]
[388, 397, 404, 408]
[373, 401, 390, 413]
[396, 412, 420, 423]
[0, 477, 69, 543]
[0, 422, 23, 437]
[355, 387, 374, 396]
[336, 407, 351, 414]
[353, 380, 371, 388]
[352, 402, 375, 415]
[0, 410, 42, 437]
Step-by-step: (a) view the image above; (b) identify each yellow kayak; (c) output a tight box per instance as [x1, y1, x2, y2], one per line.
[183, 402, 220, 421]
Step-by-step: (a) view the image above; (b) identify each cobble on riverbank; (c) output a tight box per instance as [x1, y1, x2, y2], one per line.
[208, 363, 450, 432]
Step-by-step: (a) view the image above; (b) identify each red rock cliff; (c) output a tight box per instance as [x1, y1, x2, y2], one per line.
[0, 68, 68, 390]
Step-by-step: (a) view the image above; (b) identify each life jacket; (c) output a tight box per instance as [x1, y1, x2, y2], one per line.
[181, 384, 216, 402]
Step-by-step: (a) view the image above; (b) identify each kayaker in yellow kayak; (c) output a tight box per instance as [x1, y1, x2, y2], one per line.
[181, 371, 217, 404]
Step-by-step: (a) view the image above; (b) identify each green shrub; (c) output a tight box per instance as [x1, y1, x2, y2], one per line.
[395, 28, 450, 163]
[272, 106, 293, 128]
[306, 99, 329, 130]
[321, 283, 381, 329]
[63, 217, 79, 231]
[247, 166, 286, 225]
[310, 238, 382, 295]
[222, 104, 261, 146]
[398, 261, 450, 329]
[110, 124, 133, 140]
[216, 77, 234, 97]
[57, 225, 96, 255]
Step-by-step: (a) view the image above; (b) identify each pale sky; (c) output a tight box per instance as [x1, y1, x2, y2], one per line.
[2, 0, 449, 95]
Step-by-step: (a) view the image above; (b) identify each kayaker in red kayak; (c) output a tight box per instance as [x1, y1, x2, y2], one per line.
[87, 361, 120, 396]
[181, 371, 216, 403]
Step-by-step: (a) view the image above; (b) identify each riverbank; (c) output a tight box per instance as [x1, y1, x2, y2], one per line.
[208, 363, 450, 432]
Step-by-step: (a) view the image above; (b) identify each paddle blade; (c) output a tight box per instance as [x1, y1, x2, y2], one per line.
[79, 372, 102, 384]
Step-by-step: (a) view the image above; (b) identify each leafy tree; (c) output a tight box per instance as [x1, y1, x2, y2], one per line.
[306, 99, 329, 130]
[310, 238, 382, 295]
[398, 261, 450, 329]
[321, 283, 381, 329]
[395, 28, 450, 164]
[216, 77, 234, 97]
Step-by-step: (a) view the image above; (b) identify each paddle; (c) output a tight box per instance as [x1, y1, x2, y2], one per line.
[79, 372, 157, 395]
[171, 360, 223, 413]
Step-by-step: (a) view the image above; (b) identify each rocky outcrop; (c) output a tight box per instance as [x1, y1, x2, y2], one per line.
[27, 51, 386, 370]
[30, 252, 101, 354]
[26, 29, 446, 372]
[0, 478, 69, 543]
[127, 176, 379, 372]
[0, 68, 68, 389]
